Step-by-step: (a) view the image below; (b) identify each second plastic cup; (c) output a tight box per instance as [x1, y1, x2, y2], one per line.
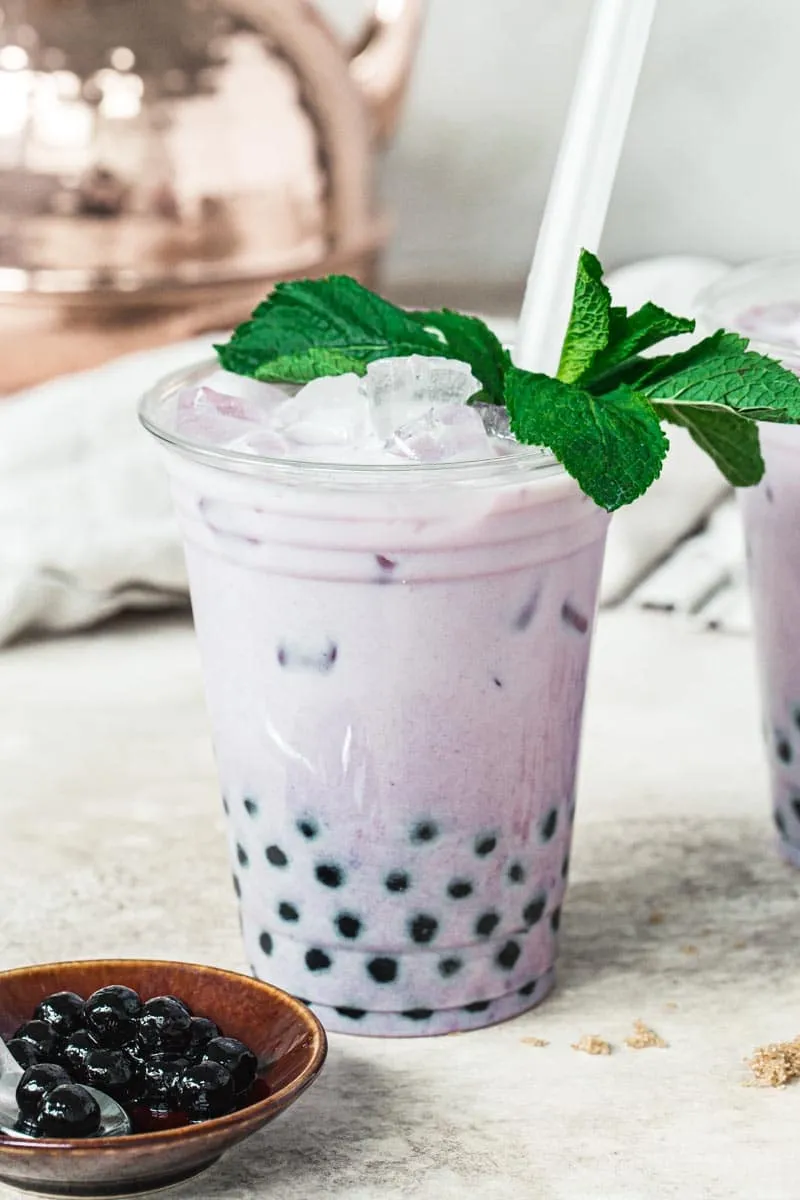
[702, 259, 800, 864]
[141, 361, 610, 1035]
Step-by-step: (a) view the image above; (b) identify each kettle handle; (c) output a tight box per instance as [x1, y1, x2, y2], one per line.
[350, 0, 425, 143]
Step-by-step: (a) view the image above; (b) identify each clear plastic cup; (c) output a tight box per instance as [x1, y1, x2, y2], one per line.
[140, 360, 610, 1035]
[700, 259, 800, 864]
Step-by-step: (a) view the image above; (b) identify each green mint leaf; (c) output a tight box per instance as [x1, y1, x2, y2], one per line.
[254, 348, 368, 384]
[655, 402, 765, 487]
[215, 275, 444, 377]
[636, 330, 800, 420]
[583, 302, 695, 389]
[556, 250, 611, 384]
[505, 366, 668, 512]
[409, 309, 509, 404]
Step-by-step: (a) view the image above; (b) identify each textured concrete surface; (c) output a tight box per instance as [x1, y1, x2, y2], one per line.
[1, 609, 799, 1199]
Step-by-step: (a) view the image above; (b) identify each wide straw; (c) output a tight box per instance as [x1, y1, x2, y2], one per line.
[514, 0, 658, 377]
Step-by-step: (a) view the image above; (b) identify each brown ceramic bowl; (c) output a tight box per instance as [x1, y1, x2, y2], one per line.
[0, 959, 327, 1198]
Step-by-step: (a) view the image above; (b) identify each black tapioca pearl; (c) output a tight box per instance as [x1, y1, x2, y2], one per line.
[279, 902, 300, 922]
[518, 979, 538, 997]
[496, 940, 521, 970]
[266, 844, 288, 867]
[408, 914, 439, 944]
[493, 677, 503, 688]
[475, 911, 500, 937]
[448, 878, 473, 900]
[259, 932, 273, 956]
[507, 862, 525, 884]
[540, 808, 558, 842]
[562, 602, 589, 634]
[513, 591, 539, 632]
[776, 809, 789, 836]
[243, 797, 258, 817]
[335, 1006, 367, 1020]
[523, 895, 547, 926]
[367, 957, 398, 984]
[402, 1008, 434, 1021]
[336, 913, 362, 940]
[475, 834, 497, 857]
[232, 874, 241, 898]
[464, 1000, 490, 1014]
[236, 843, 249, 867]
[385, 870, 410, 893]
[790, 798, 800, 823]
[296, 818, 319, 840]
[411, 820, 439, 844]
[316, 862, 345, 888]
[550, 906, 562, 933]
[277, 640, 338, 673]
[305, 949, 332, 972]
[776, 734, 793, 764]
[561, 853, 570, 880]
[438, 957, 463, 978]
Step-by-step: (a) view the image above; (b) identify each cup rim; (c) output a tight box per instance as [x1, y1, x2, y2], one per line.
[138, 358, 565, 486]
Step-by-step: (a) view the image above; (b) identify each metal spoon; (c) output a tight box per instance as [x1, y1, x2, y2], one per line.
[0, 1036, 131, 1138]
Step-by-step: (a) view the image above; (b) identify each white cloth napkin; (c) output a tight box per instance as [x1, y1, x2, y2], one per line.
[0, 257, 734, 646]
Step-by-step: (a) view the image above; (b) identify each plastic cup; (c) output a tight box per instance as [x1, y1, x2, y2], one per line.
[701, 259, 800, 864]
[140, 361, 610, 1035]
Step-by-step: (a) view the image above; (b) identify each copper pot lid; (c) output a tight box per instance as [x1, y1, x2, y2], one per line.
[0, 0, 424, 306]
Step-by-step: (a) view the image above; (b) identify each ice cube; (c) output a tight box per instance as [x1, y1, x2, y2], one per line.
[364, 355, 481, 440]
[272, 373, 371, 447]
[386, 402, 493, 463]
[175, 385, 274, 445]
[471, 401, 515, 441]
[224, 428, 293, 458]
[204, 368, 287, 408]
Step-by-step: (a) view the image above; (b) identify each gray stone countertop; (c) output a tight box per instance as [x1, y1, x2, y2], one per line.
[1, 609, 798, 1200]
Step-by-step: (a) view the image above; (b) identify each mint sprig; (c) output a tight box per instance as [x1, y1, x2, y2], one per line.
[215, 251, 800, 512]
[216, 275, 508, 404]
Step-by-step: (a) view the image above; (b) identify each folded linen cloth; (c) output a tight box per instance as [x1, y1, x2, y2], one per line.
[0, 257, 733, 646]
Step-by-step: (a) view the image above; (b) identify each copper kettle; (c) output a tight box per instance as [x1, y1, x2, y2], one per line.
[0, 0, 424, 313]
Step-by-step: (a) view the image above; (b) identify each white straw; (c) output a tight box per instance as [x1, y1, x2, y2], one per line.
[514, 0, 658, 377]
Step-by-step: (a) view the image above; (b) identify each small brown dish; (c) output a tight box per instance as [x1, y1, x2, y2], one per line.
[0, 959, 327, 1198]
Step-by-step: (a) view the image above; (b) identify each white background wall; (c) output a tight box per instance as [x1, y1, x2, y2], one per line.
[320, 0, 800, 288]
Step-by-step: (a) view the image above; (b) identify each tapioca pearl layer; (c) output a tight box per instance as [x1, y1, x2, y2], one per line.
[239, 908, 559, 1013]
[229, 805, 570, 953]
[297, 966, 557, 1037]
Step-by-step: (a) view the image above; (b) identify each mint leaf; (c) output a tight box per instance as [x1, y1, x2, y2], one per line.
[556, 250, 611, 384]
[655, 402, 764, 487]
[410, 309, 509, 404]
[216, 275, 444, 378]
[584, 302, 695, 388]
[254, 348, 367, 384]
[636, 331, 800, 420]
[505, 366, 668, 512]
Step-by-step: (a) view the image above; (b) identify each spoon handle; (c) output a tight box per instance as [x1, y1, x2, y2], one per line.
[0, 1037, 22, 1082]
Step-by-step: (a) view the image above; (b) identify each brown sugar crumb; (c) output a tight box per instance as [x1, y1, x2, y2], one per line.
[747, 1037, 800, 1087]
[624, 1019, 667, 1050]
[680, 944, 699, 956]
[648, 911, 664, 925]
[571, 1034, 611, 1056]
[521, 1036, 549, 1048]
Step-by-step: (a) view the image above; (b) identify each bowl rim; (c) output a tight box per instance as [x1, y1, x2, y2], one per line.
[0, 957, 327, 1154]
